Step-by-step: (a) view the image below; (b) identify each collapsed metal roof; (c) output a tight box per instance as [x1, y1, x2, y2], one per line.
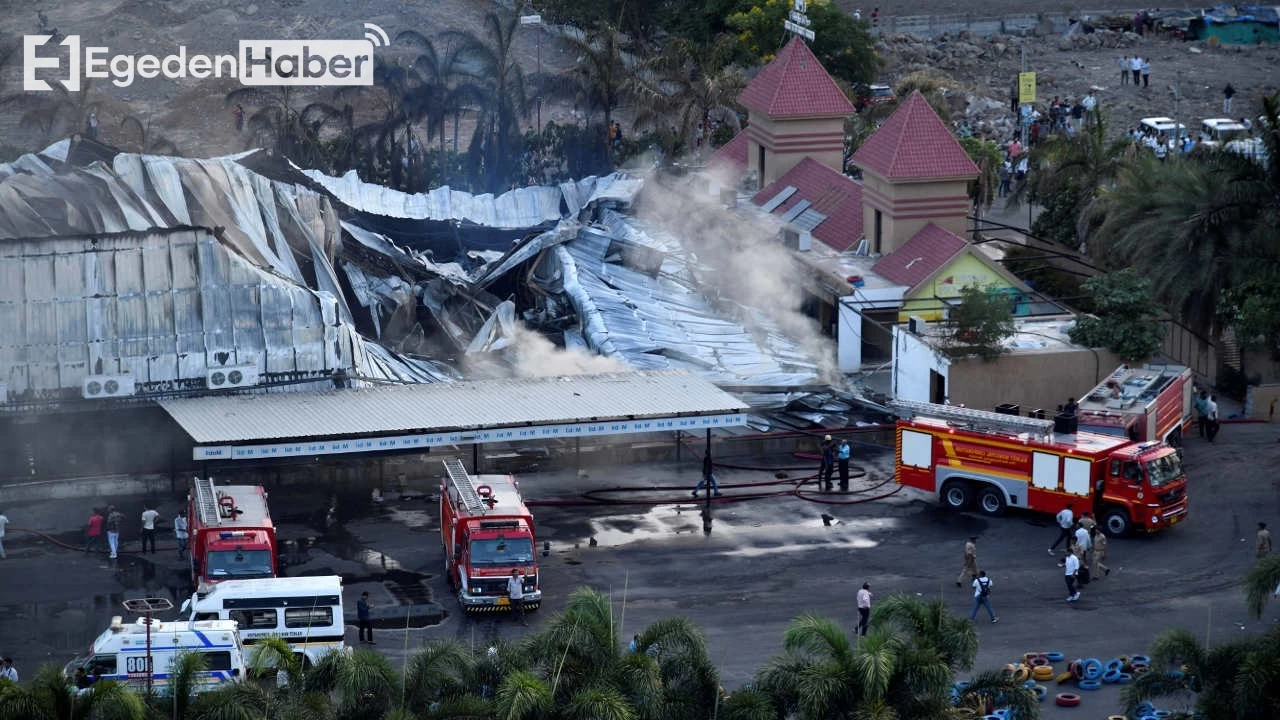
[0, 138, 882, 430]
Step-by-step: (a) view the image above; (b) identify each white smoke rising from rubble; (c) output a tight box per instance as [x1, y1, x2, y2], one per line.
[464, 321, 628, 379]
[633, 177, 840, 385]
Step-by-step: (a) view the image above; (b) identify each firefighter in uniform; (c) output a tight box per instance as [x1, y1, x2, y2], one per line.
[1090, 527, 1110, 578]
[956, 536, 978, 587]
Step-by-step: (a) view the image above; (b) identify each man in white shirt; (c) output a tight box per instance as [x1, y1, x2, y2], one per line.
[1065, 552, 1081, 601]
[1118, 55, 1129, 85]
[0, 657, 17, 682]
[1205, 394, 1220, 442]
[1074, 525, 1092, 566]
[0, 510, 8, 559]
[856, 583, 872, 636]
[1130, 56, 1142, 86]
[140, 505, 160, 555]
[174, 510, 189, 559]
[969, 571, 998, 623]
[1050, 503, 1075, 555]
[507, 569, 528, 626]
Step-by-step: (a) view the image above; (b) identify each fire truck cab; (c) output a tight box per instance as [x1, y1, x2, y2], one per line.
[188, 478, 278, 587]
[893, 399, 1188, 536]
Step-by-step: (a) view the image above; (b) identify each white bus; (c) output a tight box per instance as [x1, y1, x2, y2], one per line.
[180, 575, 346, 666]
[65, 617, 244, 691]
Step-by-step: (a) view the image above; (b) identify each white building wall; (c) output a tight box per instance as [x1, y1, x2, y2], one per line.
[837, 299, 863, 372]
[891, 325, 949, 402]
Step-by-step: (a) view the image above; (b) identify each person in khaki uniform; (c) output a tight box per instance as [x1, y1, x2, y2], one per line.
[1258, 522, 1272, 558]
[1090, 527, 1110, 578]
[1079, 512, 1097, 532]
[956, 536, 978, 588]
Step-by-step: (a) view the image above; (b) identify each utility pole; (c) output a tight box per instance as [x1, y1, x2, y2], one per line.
[1171, 70, 1183, 156]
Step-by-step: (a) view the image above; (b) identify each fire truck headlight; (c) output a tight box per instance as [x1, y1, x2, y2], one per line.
[1150, 515, 1160, 525]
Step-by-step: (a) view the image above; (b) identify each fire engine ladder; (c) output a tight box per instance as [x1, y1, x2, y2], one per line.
[192, 476, 223, 526]
[889, 399, 1055, 440]
[442, 457, 486, 513]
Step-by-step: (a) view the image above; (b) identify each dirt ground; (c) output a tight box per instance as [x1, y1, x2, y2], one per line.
[1, 1, 1278, 158]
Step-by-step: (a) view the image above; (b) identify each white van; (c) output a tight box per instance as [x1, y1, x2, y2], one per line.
[65, 617, 244, 691]
[179, 575, 345, 666]
[1140, 117, 1187, 139]
[1199, 118, 1248, 147]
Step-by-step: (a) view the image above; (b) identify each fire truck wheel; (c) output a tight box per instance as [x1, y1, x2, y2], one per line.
[941, 481, 973, 510]
[1102, 508, 1131, 536]
[976, 486, 1007, 516]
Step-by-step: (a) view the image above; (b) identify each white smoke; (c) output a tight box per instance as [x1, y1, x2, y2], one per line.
[632, 177, 840, 383]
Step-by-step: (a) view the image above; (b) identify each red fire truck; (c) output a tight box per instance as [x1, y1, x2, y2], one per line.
[188, 477, 278, 587]
[892, 399, 1188, 536]
[440, 457, 541, 612]
[1075, 365, 1194, 446]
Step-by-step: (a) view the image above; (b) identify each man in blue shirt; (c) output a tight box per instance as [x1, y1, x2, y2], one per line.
[837, 440, 852, 491]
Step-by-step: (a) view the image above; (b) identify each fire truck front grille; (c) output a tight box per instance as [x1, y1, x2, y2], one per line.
[468, 578, 509, 595]
[1158, 487, 1184, 505]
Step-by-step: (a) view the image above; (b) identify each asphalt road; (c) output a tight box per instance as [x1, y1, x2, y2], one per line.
[3, 421, 1277, 718]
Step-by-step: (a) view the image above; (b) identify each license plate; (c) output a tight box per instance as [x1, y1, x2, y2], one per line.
[1169, 515, 1181, 524]
[496, 597, 510, 606]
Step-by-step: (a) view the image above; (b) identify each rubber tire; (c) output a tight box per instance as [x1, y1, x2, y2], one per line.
[1102, 669, 1122, 684]
[1082, 658, 1104, 680]
[1103, 507, 1131, 536]
[1055, 671, 1074, 684]
[1130, 654, 1151, 665]
[1033, 684, 1048, 700]
[1032, 666, 1055, 680]
[1055, 693, 1081, 707]
[1117, 673, 1133, 684]
[1014, 665, 1030, 682]
[1105, 658, 1124, 673]
[1078, 679, 1102, 691]
[942, 481, 973, 510]
[1046, 651, 1066, 662]
[977, 486, 1007, 516]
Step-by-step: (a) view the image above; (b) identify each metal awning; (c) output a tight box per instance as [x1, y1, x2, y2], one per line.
[158, 371, 748, 461]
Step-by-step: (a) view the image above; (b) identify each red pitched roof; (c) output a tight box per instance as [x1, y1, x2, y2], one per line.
[872, 223, 969, 291]
[752, 157, 863, 252]
[707, 131, 748, 176]
[851, 91, 980, 180]
[737, 37, 856, 118]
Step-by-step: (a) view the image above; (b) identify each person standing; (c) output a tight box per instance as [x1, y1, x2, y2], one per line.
[1091, 527, 1110, 578]
[1141, 58, 1151, 88]
[1074, 524, 1092, 567]
[1064, 549, 1081, 602]
[1050, 503, 1074, 554]
[1195, 391, 1209, 438]
[969, 571, 997, 623]
[233, 104, 245, 132]
[507, 569, 528, 626]
[105, 505, 124, 559]
[1078, 512, 1097, 532]
[819, 435, 835, 492]
[957, 536, 978, 588]
[1130, 56, 1142, 87]
[1119, 55, 1130, 85]
[174, 510, 189, 559]
[0, 509, 8, 559]
[1258, 522, 1272, 558]
[357, 591, 375, 644]
[0, 658, 17, 682]
[837, 440, 852, 491]
[1205, 394, 1220, 443]
[140, 505, 159, 554]
[1223, 84, 1236, 114]
[84, 508, 104, 554]
[856, 583, 872, 636]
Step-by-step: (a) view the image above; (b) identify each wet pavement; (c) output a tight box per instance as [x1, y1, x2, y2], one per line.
[3, 426, 1279, 718]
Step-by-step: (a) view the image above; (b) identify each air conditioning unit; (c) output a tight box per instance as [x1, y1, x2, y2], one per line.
[82, 374, 136, 399]
[206, 365, 259, 390]
[908, 316, 928, 335]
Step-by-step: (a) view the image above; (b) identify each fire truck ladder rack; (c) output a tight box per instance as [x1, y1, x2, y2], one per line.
[442, 457, 487, 513]
[889, 399, 1055, 440]
[192, 476, 223, 526]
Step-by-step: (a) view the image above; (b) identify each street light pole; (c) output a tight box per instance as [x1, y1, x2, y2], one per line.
[520, 14, 543, 138]
[701, 430, 713, 535]
[123, 597, 173, 698]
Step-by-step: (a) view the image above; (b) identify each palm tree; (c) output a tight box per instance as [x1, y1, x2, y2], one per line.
[545, 23, 629, 162]
[960, 137, 1004, 226]
[306, 647, 401, 719]
[514, 587, 719, 720]
[1122, 625, 1280, 720]
[119, 114, 179, 155]
[0, 665, 145, 720]
[14, 78, 100, 147]
[1244, 554, 1280, 619]
[443, 7, 530, 190]
[223, 85, 341, 170]
[396, 30, 485, 186]
[1008, 109, 1136, 250]
[631, 34, 746, 158]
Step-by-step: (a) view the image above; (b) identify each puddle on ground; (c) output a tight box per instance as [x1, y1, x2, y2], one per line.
[385, 507, 434, 529]
[582, 508, 898, 554]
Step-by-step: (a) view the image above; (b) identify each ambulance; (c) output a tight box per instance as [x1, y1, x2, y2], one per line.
[179, 575, 346, 666]
[64, 616, 245, 691]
